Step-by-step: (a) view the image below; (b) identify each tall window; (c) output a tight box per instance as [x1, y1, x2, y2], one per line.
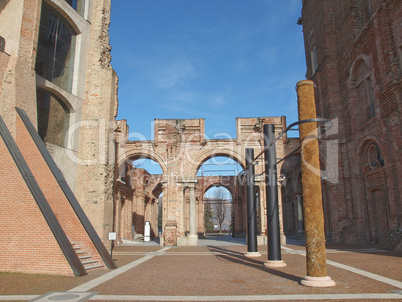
[64, 0, 86, 17]
[37, 89, 70, 147]
[35, 3, 76, 93]
[310, 47, 318, 74]
[352, 59, 375, 121]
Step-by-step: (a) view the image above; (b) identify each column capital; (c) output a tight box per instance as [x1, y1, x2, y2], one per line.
[177, 177, 198, 189]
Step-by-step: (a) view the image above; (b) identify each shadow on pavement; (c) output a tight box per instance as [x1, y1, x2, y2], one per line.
[207, 245, 302, 284]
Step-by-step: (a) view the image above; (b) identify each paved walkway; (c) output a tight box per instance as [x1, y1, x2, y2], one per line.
[0, 235, 401, 301]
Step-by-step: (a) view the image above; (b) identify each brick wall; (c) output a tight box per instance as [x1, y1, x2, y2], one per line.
[300, 0, 401, 248]
[0, 127, 73, 275]
[15, 115, 104, 267]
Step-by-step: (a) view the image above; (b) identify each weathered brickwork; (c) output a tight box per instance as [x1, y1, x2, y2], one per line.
[0, 0, 118, 275]
[0, 121, 74, 275]
[15, 115, 104, 267]
[115, 117, 297, 246]
[299, 0, 401, 249]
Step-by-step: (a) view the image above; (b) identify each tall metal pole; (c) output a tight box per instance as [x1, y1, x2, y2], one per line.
[263, 124, 286, 268]
[297, 80, 335, 287]
[245, 148, 261, 258]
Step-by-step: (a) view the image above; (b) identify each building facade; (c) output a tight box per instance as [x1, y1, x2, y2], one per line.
[0, 0, 118, 274]
[298, 0, 401, 249]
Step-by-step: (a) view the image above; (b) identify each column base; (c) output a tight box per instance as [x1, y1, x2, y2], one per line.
[264, 260, 287, 268]
[244, 252, 261, 258]
[300, 275, 336, 287]
[177, 235, 198, 246]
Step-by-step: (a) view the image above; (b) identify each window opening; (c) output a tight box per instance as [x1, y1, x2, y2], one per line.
[35, 2, 76, 93]
[311, 47, 318, 74]
[37, 89, 70, 147]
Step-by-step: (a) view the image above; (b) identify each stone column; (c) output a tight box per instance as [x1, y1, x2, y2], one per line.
[296, 80, 335, 287]
[160, 181, 168, 246]
[115, 191, 122, 244]
[189, 184, 197, 238]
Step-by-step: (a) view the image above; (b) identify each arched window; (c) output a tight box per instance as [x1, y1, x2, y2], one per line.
[351, 59, 375, 124]
[362, 142, 384, 174]
[35, 2, 76, 93]
[37, 89, 70, 147]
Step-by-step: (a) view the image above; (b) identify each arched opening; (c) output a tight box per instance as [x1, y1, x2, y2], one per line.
[36, 88, 70, 147]
[203, 186, 232, 234]
[350, 58, 375, 128]
[196, 156, 246, 238]
[115, 157, 163, 243]
[360, 140, 389, 246]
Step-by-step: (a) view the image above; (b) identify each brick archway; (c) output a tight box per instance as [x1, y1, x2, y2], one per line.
[115, 117, 292, 246]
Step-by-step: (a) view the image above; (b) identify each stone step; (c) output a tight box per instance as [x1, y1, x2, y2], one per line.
[82, 259, 97, 265]
[84, 264, 104, 270]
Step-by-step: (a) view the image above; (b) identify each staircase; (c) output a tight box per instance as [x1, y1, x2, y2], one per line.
[71, 242, 104, 271]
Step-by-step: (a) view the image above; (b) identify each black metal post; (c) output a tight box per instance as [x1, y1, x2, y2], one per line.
[245, 148, 260, 257]
[263, 124, 286, 267]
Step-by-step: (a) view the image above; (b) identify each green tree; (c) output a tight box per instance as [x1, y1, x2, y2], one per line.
[204, 200, 214, 233]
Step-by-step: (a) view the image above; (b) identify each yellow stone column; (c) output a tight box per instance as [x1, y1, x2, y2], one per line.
[296, 80, 335, 287]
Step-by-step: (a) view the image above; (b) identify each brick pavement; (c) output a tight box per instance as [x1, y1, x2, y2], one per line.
[0, 236, 401, 301]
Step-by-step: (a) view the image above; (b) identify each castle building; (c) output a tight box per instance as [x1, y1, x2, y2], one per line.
[0, 0, 117, 275]
[298, 0, 401, 248]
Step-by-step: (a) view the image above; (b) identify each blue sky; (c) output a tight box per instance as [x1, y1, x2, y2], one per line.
[109, 0, 306, 141]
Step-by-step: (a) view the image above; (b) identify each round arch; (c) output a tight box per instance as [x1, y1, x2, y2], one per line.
[348, 54, 372, 88]
[192, 148, 246, 178]
[117, 149, 167, 176]
[356, 134, 384, 173]
[36, 84, 76, 112]
[202, 182, 235, 200]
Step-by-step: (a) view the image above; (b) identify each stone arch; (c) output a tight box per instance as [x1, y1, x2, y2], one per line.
[117, 149, 167, 176]
[356, 134, 384, 173]
[192, 148, 246, 178]
[36, 84, 77, 112]
[349, 55, 372, 87]
[202, 182, 235, 199]
[45, 0, 89, 34]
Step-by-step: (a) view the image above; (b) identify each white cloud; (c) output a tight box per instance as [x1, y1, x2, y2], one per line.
[156, 60, 196, 89]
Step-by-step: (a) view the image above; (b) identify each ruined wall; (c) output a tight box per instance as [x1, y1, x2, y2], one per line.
[74, 0, 118, 244]
[0, 0, 41, 135]
[116, 117, 289, 246]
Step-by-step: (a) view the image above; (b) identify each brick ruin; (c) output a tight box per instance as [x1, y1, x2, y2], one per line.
[0, 0, 400, 277]
[114, 117, 298, 246]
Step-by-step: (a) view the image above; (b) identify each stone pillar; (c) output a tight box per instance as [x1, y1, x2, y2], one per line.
[296, 80, 335, 287]
[115, 191, 122, 244]
[189, 184, 197, 238]
[177, 179, 198, 246]
[296, 194, 304, 233]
